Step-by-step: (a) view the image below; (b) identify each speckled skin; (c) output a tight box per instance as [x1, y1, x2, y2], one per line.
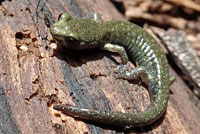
[51, 13, 173, 127]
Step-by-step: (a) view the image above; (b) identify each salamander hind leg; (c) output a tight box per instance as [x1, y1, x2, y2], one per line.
[87, 12, 99, 21]
[114, 66, 150, 81]
[101, 43, 152, 81]
[170, 75, 176, 85]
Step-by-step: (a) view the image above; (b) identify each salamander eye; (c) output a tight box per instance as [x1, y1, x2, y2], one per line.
[58, 13, 63, 20]
[58, 12, 72, 21]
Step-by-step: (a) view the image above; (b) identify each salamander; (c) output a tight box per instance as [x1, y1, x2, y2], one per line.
[50, 12, 175, 127]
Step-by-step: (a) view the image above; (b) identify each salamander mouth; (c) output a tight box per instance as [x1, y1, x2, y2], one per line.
[51, 34, 64, 42]
[65, 36, 77, 44]
[64, 38, 81, 49]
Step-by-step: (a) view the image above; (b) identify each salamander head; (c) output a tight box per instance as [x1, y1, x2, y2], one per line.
[50, 12, 104, 49]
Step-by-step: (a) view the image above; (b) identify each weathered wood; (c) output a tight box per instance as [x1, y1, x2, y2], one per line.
[0, 87, 20, 133]
[123, 0, 200, 32]
[0, 0, 200, 134]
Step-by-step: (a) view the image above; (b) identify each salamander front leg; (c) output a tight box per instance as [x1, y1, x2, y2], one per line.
[102, 43, 129, 64]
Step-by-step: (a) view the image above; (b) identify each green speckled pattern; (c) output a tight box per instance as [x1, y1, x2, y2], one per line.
[51, 13, 171, 126]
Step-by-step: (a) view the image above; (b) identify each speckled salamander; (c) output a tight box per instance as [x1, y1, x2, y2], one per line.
[50, 12, 175, 127]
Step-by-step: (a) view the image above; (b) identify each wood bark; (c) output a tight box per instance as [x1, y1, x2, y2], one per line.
[0, 0, 200, 134]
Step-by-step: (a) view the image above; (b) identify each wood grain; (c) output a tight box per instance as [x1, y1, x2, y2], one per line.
[0, 0, 200, 134]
